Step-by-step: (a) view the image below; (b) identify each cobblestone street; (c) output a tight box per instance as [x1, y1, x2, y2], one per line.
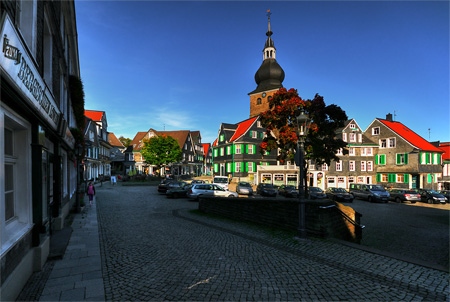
[94, 184, 448, 301]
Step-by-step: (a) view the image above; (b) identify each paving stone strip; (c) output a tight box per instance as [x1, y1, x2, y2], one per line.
[174, 209, 449, 301]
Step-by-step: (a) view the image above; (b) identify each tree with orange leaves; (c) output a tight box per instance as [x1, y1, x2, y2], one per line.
[259, 88, 348, 166]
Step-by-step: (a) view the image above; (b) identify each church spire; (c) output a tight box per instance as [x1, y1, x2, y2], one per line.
[264, 9, 276, 60]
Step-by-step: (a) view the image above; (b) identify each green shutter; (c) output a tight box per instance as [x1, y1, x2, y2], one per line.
[233, 162, 236, 172]
[388, 174, 395, 183]
[249, 131, 252, 137]
[377, 173, 381, 182]
[396, 154, 401, 164]
[375, 155, 379, 165]
[437, 154, 440, 164]
[253, 162, 256, 171]
[404, 174, 409, 183]
[233, 145, 235, 154]
[426, 153, 430, 164]
[245, 144, 248, 154]
[380, 155, 385, 165]
[419, 152, 423, 164]
[404, 153, 408, 165]
[427, 174, 432, 183]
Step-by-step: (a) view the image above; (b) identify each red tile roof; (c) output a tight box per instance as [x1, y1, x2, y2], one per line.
[439, 142, 450, 161]
[202, 143, 210, 155]
[379, 119, 443, 152]
[229, 116, 258, 142]
[109, 133, 124, 147]
[130, 132, 147, 151]
[212, 138, 218, 147]
[85, 110, 104, 121]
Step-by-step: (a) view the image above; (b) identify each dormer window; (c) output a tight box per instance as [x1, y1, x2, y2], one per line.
[349, 123, 356, 129]
[257, 98, 262, 105]
[372, 127, 380, 135]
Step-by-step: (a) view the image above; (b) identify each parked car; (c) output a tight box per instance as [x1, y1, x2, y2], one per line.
[256, 183, 277, 197]
[438, 190, 450, 203]
[165, 182, 190, 198]
[236, 182, 254, 195]
[308, 187, 327, 200]
[325, 187, 354, 202]
[187, 184, 238, 200]
[157, 179, 174, 194]
[387, 189, 420, 203]
[213, 176, 229, 190]
[278, 185, 299, 198]
[349, 184, 390, 203]
[416, 189, 447, 204]
[191, 180, 206, 184]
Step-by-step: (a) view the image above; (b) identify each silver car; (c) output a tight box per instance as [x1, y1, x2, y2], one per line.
[187, 184, 238, 200]
[236, 182, 254, 195]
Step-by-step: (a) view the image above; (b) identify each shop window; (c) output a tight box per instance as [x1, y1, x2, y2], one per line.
[1, 108, 32, 254]
[261, 174, 272, 184]
[274, 174, 284, 186]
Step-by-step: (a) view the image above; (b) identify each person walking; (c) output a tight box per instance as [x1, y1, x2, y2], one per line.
[87, 182, 96, 207]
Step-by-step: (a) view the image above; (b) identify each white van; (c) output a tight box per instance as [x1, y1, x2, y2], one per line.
[213, 176, 229, 190]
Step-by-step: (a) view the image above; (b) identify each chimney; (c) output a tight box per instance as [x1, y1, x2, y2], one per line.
[386, 113, 393, 121]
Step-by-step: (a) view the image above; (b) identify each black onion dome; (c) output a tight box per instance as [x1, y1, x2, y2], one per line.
[251, 58, 285, 94]
[248, 11, 285, 95]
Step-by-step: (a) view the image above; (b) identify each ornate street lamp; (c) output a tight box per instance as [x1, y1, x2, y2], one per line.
[296, 109, 312, 239]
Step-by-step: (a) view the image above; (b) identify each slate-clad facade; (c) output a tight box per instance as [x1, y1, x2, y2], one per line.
[212, 116, 277, 182]
[366, 115, 444, 190]
[0, 1, 81, 300]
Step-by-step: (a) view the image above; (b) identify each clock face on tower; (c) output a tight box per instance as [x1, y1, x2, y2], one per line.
[262, 93, 267, 98]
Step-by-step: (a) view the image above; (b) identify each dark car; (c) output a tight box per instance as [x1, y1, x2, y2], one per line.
[278, 185, 299, 198]
[388, 189, 420, 203]
[191, 180, 206, 184]
[417, 189, 447, 204]
[165, 182, 189, 198]
[256, 183, 277, 197]
[308, 187, 327, 200]
[236, 182, 254, 195]
[438, 190, 450, 203]
[157, 179, 174, 193]
[325, 187, 354, 202]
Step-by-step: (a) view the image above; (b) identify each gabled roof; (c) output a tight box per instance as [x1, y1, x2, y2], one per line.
[130, 132, 147, 151]
[85, 110, 104, 122]
[229, 116, 259, 142]
[378, 119, 443, 152]
[212, 138, 218, 147]
[109, 133, 124, 148]
[202, 143, 210, 155]
[338, 119, 362, 133]
[439, 142, 450, 161]
[154, 130, 190, 149]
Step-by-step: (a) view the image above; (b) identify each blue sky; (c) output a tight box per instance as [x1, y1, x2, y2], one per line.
[76, 1, 449, 144]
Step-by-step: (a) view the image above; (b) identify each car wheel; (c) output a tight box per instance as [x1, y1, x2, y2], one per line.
[368, 196, 373, 203]
[395, 197, 402, 203]
[228, 194, 236, 198]
[427, 198, 433, 204]
[173, 193, 179, 198]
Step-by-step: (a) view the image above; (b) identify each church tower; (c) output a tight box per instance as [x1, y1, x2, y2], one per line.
[249, 11, 285, 118]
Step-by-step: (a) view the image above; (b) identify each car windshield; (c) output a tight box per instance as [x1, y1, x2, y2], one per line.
[239, 182, 251, 187]
[310, 187, 323, 192]
[334, 188, 347, 193]
[214, 177, 228, 183]
[285, 186, 296, 190]
[425, 189, 439, 194]
[367, 185, 384, 191]
[213, 185, 225, 191]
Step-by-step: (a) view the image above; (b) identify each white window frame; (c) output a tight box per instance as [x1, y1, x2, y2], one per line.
[336, 161, 342, 171]
[252, 131, 258, 138]
[349, 148, 355, 156]
[367, 161, 373, 171]
[349, 161, 355, 172]
[248, 145, 254, 154]
[389, 137, 396, 148]
[336, 148, 343, 156]
[248, 162, 254, 172]
[342, 133, 347, 142]
[372, 127, 380, 135]
[396, 174, 404, 183]
[235, 162, 242, 173]
[349, 123, 356, 129]
[349, 133, 356, 142]
[1, 105, 33, 255]
[235, 144, 242, 154]
[322, 163, 328, 171]
[361, 161, 366, 172]
[380, 139, 387, 148]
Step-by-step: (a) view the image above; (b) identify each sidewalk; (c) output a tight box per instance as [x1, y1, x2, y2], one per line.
[19, 197, 105, 301]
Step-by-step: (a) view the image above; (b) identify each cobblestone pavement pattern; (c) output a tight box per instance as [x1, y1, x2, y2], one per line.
[93, 184, 448, 301]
